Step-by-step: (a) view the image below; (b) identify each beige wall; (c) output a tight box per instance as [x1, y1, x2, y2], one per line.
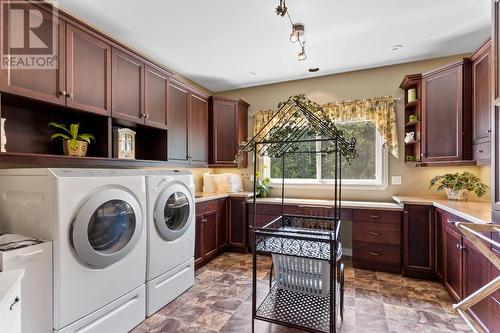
[215, 55, 492, 202]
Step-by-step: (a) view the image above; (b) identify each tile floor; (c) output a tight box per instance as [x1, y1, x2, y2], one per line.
[131, 252, 471, 333]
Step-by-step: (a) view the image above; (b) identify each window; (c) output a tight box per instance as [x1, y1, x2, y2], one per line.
[264, 121, 387, 188]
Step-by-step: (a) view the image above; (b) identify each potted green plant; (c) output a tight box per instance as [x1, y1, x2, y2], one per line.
[48, 122, 95, 157]
[255, 171, 272, 198]
[429, 171, 488, 201]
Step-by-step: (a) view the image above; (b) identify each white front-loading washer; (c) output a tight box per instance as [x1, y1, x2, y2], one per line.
[143, 169, 195, 316]
[0, 169, 147, 333]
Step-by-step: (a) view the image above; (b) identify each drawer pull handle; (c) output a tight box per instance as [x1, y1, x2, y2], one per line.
[477, 150, 484, 153]
[369, 251, 381, 256]
[368, 231, 381, 236]
[370, 215, 380, 218]
[456, 244, 464, 250]
[10, 296, 20, 311]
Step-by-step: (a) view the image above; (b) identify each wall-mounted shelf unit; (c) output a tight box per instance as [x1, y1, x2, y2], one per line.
[400, 74, 422, 164]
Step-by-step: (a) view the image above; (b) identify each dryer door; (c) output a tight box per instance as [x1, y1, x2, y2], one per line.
[154, 182, 194, 241]
[71, 188, 143, 268]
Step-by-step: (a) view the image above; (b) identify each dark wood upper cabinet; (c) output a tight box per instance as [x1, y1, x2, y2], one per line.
[402, 204, 435, 279]
[144, 65, 168, 130]
[0, 3, 66, 106]
[444, 226, 464, 301]
[421, 59, 472, 162]
[472, 40, 492, 163]
[464, 238, 492, 332]
[209, 96, 249, 167]
[167, 79, 189, 161]
[66, 23, 111, 116]
[189, 93, 208, 163]
[111, 47, 144, 124]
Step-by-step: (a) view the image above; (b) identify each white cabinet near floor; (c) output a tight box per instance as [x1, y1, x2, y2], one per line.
[0, 270, 24, 333]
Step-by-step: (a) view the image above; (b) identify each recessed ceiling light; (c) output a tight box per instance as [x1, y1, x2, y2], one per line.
[249, 71, 257, 76]
[391, 44, 403, 51]
[308, 67, 319, 73]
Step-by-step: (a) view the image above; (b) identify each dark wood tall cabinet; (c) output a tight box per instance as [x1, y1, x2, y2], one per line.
[421, 59, 472, 163]
[402, 205, 435, 279]
[209, 96, 249, 167]
[472, 40, 492, 163]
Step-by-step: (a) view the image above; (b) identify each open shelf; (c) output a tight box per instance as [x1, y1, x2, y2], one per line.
[404, 140, 420, 146]
[405, 120, 419, 127]
[405, 100, 419, 109]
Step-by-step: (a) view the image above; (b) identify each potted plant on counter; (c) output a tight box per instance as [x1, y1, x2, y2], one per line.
[429, 171, 488, 201]
[255, 171, 272, 198]
[48, 122, 95, 157]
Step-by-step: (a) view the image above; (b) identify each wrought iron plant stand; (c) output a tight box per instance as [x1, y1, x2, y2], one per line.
[237, 95, 357, 333]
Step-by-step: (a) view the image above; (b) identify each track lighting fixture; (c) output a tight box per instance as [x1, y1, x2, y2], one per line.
[275, 0, 287, 17]
[289, 24, 304, 43]
[298, 43, 306, 61]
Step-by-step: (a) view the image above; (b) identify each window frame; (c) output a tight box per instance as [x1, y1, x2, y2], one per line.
[263, 120, 388, 190]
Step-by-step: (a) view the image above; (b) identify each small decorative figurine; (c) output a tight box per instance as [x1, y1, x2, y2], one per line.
[404, 132, 415, 144]
[114, 128, 136, 159]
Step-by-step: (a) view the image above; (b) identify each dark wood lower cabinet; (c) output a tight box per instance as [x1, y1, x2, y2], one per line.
[463, 238, 492, 331]
[229, 198, 248, 250]
[217, 199, 228, 250]
[444, 225, 463, 301]
[435, 209, 445, 281]
[403, 204, 435, 279]
[194, 200, 219, 268]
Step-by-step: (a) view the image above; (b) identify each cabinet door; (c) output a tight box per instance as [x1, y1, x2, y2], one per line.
[189, 94, 208, 163]
[403, 205, 435, 279]
[444, 227, 463, 301]
[464, 239, 492, 332]
[0, 4, 66, 105]
[435, 209, 445, 281]
[472, 42, 492, 146]
[111, 48, 144, 124]
[229, 198, 248, 248]
[492, 1, 500, 213]
[144, 65, 168, 130]
[212, 99, 238, 164]
[66, 24, 111, 116]
[217, 199, 228, 250]
[167, 80, 189, 161]
[422, 63, 466, 162]
[203, 211, 218, 262]
[194, 214, 204, 267]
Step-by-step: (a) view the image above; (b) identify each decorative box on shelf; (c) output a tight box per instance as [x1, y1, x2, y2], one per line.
[1, 118, 6, 153]
[113, 128, 136, 159]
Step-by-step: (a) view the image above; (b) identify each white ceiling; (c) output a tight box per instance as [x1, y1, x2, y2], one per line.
[57, 0, 491, 92]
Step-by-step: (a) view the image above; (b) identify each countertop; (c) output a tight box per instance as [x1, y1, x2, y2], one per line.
[246, 197, 403, 211]
[393, 195, 492, 224]
[195, 192, 254, 203]
[0, 269, 24, 306]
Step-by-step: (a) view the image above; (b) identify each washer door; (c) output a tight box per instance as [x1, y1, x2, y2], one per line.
[154, 182, 193, 241]
[71, 188, 143, 268]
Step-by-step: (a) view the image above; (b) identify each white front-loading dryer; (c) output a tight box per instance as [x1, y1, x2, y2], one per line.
[143, 169, 195, 316]
[0, 169, 147, 332]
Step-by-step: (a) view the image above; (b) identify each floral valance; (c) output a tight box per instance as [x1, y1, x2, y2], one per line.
[253, 96, 399, 159]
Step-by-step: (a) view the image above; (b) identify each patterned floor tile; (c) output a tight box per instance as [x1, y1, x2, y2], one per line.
[133, 252, 471, 333]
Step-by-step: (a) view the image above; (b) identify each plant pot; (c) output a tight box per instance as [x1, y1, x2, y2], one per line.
[260, 191, 269, 198]
[63, 139, 88, 157]
[445, 188, 467, 201]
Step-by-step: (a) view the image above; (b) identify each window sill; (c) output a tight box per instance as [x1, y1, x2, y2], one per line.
[269, 181, 388, 191]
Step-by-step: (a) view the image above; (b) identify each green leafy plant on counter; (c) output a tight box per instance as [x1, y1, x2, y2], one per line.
[429, 171, 488, 199]
[255, 171, 272, 198]
[48, 122, 95, 157]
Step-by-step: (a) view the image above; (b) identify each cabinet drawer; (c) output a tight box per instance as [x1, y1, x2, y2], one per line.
[196, 200, 218, 215]
[0, 283, 21, 333]
[473, 142, 491, 161]
[353, 221, 400, 245]
[353, 241, 401, 267]
[353, 209, 401, 224]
